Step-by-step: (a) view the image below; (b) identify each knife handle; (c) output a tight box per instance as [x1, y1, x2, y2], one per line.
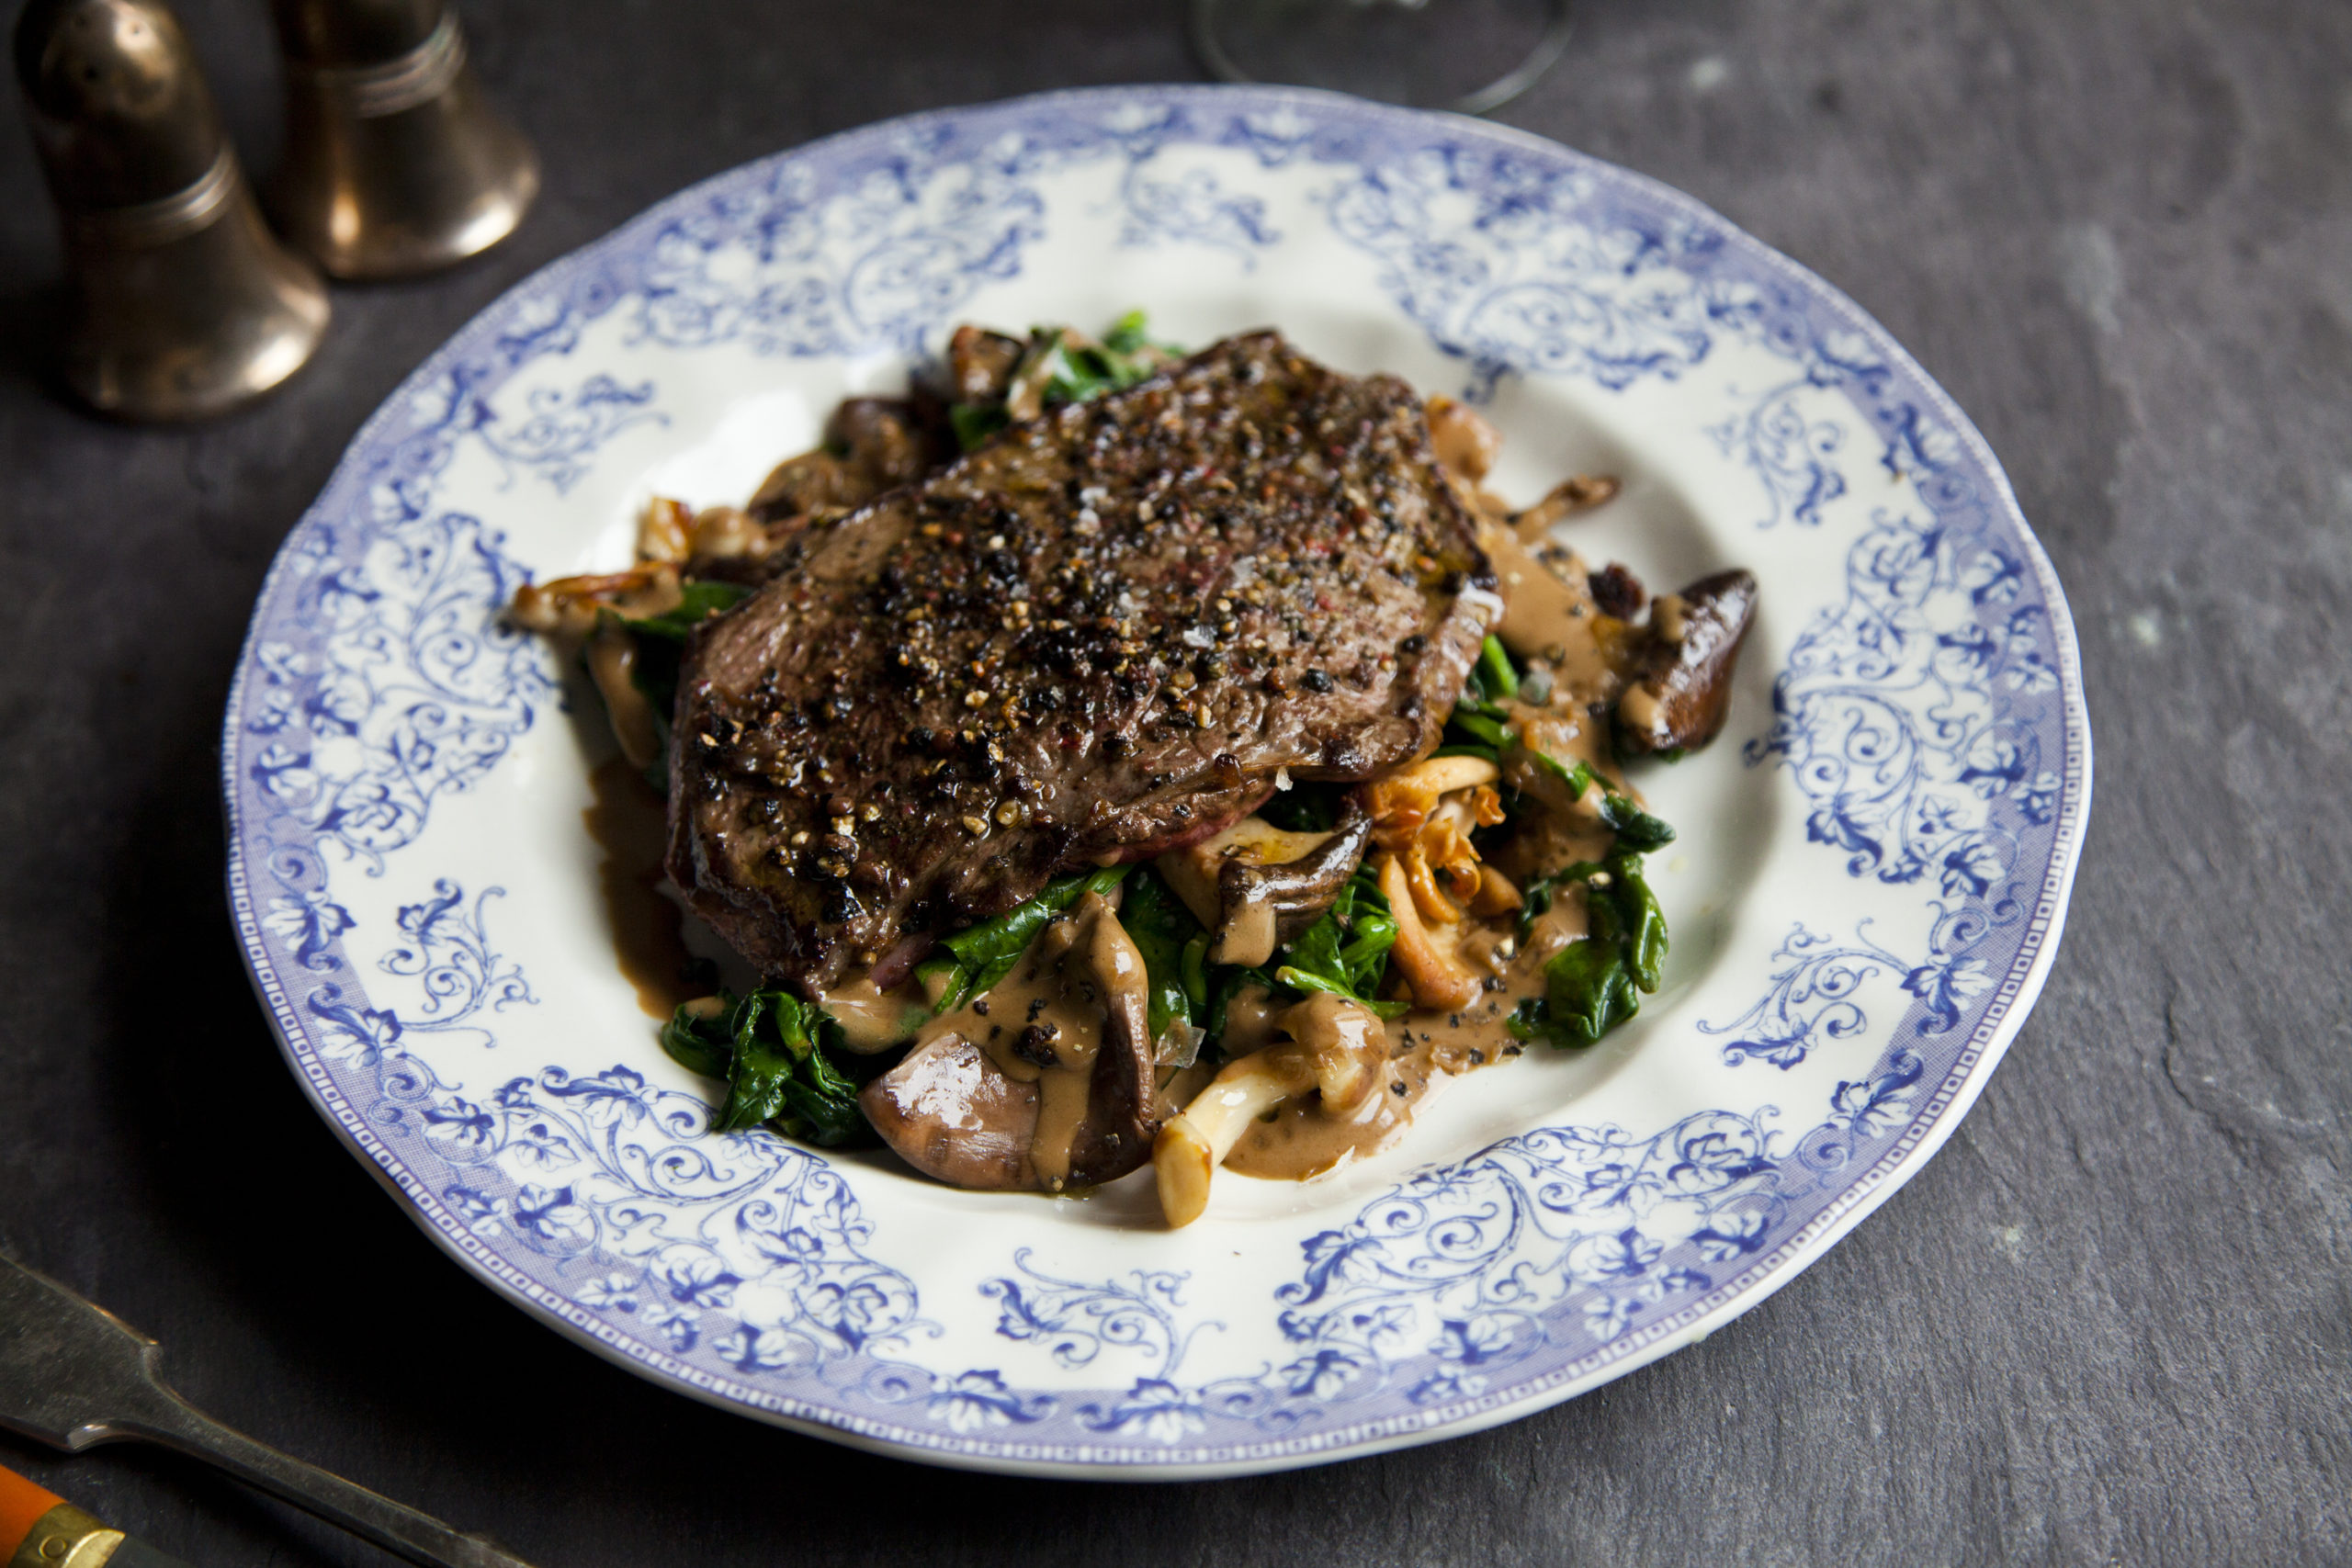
[0, 1463, 197, 1568]
[0, 1464, 63, 1558]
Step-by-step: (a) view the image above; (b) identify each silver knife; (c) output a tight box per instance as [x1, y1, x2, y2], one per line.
[0, 1254, 537, 1568]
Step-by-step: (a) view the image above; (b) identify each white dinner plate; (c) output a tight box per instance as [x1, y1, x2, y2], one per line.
[223, 85, 2090, 1477]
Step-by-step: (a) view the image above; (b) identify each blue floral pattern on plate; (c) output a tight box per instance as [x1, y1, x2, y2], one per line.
[222, 85, 2089, 1476]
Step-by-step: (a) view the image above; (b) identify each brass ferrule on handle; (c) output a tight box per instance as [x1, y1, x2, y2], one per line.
[9, 1504, 124, 1568]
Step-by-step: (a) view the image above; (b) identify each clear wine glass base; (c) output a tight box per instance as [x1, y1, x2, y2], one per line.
[1191, 0, 1573, 117]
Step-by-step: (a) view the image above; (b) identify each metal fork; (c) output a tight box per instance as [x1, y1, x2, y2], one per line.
[0, 1255, 536, 1568]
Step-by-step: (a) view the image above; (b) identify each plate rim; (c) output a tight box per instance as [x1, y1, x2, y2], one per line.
[220, 80, 2094, 1479]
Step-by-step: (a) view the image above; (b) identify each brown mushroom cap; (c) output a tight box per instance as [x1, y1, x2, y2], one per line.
[945, 323, 1024, 402]
[1615, 568, 1759, 755]
[858, 892, 1159, 1191]
[1211, 797, 1374, 967]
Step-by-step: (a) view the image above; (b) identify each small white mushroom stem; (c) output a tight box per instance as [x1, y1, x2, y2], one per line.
[1155, 997, 1386, 1228]
[588, 622, 661, 770]
[1155, 1057, 1308, 1227]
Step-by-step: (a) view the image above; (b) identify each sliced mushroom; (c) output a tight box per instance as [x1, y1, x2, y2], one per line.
[1510, 474, 1621, 541]
[1425, 396, 1502, 484]
[1365, 753, 1499, 850]
[637, 496, 694, 563]
[587, 622, 661, 770]
[1377, 852, 1482, 1011]
[686, 503, 768, 561]
[1212, 799, 1374, 967]
[509, 563, 681, 638]
[829, 397, 933, 490]
[1615, 569, 1759, 756]
[859, 892, 1158, 1191]
[745, 397, 936, 525]
[946, 323, 1025, 402]
[1154, 994, 1390, 1227]
[1155, 804, 1374, 970]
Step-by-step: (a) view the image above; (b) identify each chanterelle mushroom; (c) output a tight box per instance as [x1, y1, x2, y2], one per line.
[1154, 994, 1390, 1227]
[859, 891, 1158, 1191]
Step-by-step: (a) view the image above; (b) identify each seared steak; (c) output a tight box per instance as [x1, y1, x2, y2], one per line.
[668, 331, 1494, 989]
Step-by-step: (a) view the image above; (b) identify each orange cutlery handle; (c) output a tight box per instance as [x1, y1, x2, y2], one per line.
[0, 1464, 67, 1559]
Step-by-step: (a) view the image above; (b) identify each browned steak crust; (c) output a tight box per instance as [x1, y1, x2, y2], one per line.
[667, 331, 1494, 988]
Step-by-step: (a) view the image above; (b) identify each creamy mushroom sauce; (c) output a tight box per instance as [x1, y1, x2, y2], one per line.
[916, 891, 1148, 1189]
[583, 756, 702, 1019]
[1221, 533, 1631, 1183]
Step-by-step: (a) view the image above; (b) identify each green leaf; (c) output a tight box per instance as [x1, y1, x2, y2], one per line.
[1447, 708, 1509, 750]
[619, 580, 753, 642]
[1179, 932, 1211, 1016]
[1594, 790, 1677, 851]
[1118, 866, 1206, 1040]
[927, 864, 1133, 1012]
[1612, 855, 1668, 992]
[1519, 860, 1607, 934]
[1606, 807, 1678, 852]
[1504, 852, 1669, 1049]
[951, 400, 1010, 451]
[1508, 941, 1643, 1050]
[713, 988, 817, 1132]
[658, 1001, 732, 1079]
[1476, 635, 1520, 702]
[1251, 863, 1406, 1018]
[663, 989, 874, 1147]
[1102, 310, 1176, 358]
[1514, 738, 1678, 852]
[775, 1043, 866, 1147]
[946, 315, 1180, 452]
[1272, 964, 1412, 1019]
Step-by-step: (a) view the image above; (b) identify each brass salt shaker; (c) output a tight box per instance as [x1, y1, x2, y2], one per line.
[268, 0, 538, 278]
[14, 0, 330, 421]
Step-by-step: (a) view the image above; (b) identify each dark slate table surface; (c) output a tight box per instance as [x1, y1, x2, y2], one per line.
[3, 2, 2346, 1562]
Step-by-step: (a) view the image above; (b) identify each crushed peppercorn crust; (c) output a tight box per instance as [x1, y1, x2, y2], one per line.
[666, 331, 1495, 988]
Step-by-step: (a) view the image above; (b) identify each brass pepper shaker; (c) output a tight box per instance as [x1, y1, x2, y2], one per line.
[268, 0, 538, 278]
[13, 0, 330, 421]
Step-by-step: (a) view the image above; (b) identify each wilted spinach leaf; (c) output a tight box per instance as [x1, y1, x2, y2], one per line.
[619, 580, 753, 643]
[1118, 866, 1206, 1040]
[915, 863, 1133, 1012]
[660, 987, 870, 1147]
[1517, 741, 1676, 852]
[1508, 853, 1669, 1050]
[1264, 864, 1410, 1021]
